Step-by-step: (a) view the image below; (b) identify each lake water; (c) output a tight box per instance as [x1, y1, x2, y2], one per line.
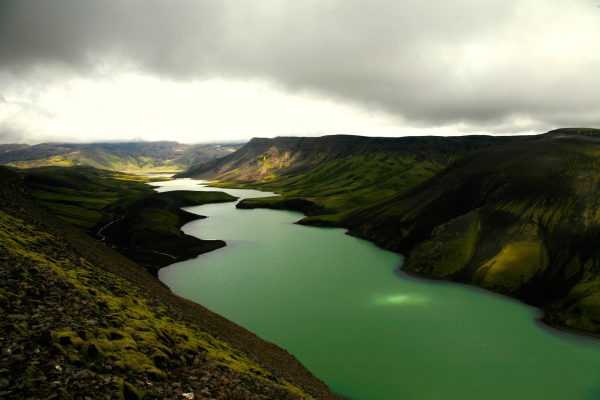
[153, 179, 600, 400]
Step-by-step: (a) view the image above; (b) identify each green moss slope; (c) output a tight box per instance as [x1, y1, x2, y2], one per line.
[101, 191, 237, 273]
[0, 168, 335, 399]
[186, 135, 513, 230]
[18, 166, 237, 274]
[21, 166, 153, 230]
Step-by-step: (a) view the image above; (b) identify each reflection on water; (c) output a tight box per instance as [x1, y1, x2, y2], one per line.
[373, 293, 429, 306]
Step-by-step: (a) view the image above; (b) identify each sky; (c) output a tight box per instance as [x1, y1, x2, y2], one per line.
[1, 0, 599, 144]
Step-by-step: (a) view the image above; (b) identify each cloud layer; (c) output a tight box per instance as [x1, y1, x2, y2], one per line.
[1, 0, 599, 141]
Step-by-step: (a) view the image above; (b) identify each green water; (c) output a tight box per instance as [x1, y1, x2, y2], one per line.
[153, 179, 600, 400]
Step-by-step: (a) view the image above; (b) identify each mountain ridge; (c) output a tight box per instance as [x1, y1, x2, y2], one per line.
[177, 134, 513, 181]
[0, 141, 241, 172]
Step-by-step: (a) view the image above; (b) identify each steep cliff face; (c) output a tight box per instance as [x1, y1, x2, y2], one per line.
[0, 168, 336, 399]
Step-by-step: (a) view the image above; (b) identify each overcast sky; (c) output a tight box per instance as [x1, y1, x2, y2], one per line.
[1, 0, 599, 144]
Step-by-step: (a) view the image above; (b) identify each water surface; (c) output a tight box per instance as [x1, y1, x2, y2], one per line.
[154, 179, 600, 400]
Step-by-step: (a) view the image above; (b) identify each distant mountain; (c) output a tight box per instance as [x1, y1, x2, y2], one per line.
[0, 141, 242, 172]
[177, 134, 512, 181]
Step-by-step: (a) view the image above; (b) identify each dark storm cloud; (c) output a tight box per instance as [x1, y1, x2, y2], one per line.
[1, 0, 599, 132]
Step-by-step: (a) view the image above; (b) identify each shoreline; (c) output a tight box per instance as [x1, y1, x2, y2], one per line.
[235, 193, 600, 341]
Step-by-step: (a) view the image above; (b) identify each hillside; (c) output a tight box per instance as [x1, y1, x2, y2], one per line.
[0, 141, 240, 172]
[179, 135, 513, 225]
[0, 167, 336, 399]
[177, 135, 511, 182]
[99, 190, 238, 273]
[346, 129, 600, 334]
[184, 129, 600, 336]
[16, 166, 237, 274]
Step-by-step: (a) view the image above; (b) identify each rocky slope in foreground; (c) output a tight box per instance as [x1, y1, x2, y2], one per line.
[183, 129, 600, 336]
[0, 168, 336, 399]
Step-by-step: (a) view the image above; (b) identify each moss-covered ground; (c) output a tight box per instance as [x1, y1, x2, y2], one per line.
[20, 166, 154, 231]
[0, 167, 334, 399]
[16, 166, 237, 274]
[0, 211, 313, 399]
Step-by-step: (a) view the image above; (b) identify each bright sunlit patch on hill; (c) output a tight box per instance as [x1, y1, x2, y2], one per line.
[373, 293, 429, 306]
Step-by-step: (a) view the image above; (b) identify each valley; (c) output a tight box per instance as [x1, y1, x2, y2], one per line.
[4, 2, 598, 398]
[3, 128, 600, 399]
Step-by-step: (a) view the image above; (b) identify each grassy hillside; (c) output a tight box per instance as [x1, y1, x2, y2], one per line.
[178, 135, 511, 182]
[185, 134, 513, 226]
[210, 130, 600, 336]
[346, 130, 600, 334]
[0, 142, 240, 172]
[20, 166, 154, 230]
[230, 151, 453, 226]
[100, 191, 237, 272]
[0, 168, 335, 399]
[18, 166, 237, 274]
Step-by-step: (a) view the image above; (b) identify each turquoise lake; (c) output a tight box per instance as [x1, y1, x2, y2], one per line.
[153, 179, 600, 400]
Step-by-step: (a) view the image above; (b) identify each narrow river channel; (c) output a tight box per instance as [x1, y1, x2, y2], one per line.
[153, 179, 600, 400]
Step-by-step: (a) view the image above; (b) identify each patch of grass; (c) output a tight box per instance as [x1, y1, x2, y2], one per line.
[158, 190, 237, 207]
[408, 211, 482, 278]
[135, 208, 182, 236]
[234, 152, 452, 227]
[20, 166, 154, 231]
[477, 240, 548, 291]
